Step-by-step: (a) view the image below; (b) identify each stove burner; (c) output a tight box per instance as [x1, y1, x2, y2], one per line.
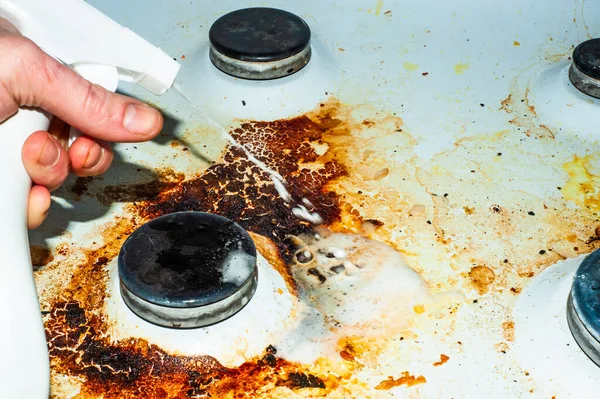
[209, 7, 311, 80]
[567, 248, 600, 366]
[118, 212, 258, 328]
[569, 38, 600, 99]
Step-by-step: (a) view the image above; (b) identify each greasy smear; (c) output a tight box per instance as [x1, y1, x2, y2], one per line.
[374, 372, 427, 390]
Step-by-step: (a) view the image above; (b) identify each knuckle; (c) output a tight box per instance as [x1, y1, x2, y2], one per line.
[81, 82, 113, 124]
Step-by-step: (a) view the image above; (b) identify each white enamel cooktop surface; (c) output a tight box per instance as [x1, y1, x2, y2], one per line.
[30, 1, 600, 398]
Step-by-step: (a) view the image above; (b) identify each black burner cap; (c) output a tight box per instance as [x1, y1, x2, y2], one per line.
[118, 212, 258, 328]
[573, 38, 600, 80]
[209, 7, 311, 62]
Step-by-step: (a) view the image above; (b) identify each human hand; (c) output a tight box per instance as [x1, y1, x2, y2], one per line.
[0, 18, 163, 228]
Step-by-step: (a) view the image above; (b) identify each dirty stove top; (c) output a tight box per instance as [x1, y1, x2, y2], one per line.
[29, 1, 600, 398]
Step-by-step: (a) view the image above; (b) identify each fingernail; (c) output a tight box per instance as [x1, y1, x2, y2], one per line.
[123, 104, 159, 136]
[38, 136, 60, 167]
[82, 143, 104, 170]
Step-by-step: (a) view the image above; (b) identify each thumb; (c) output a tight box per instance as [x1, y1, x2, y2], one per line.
[1, 33, 163, 143]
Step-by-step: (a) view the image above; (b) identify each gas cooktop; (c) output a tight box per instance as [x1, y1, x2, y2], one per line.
[29, 1, 600, 398]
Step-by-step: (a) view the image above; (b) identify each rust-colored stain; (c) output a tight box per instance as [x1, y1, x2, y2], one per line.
[468, 266, 496, 294]
[433, 354, 450, 367]
[38, 89, 600, 397]
[43, 99, 364, 398]
[30, 245, 54, 267]
[500, 90, 554, 139]
[340, 350, 355, 362]
[375, 372, 427, 390]
[502, 321, 515, 342]
[46, 301, 334, 398]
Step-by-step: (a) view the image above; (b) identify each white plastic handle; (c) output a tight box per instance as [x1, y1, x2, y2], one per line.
[0, 65, 118, 399]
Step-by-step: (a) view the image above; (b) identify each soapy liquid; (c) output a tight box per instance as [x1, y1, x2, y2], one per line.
[172, 84, 323, 224]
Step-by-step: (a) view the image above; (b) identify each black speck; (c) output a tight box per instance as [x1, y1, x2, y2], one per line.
[539, 250, 546, 255]
[473, 299, 478, 303]
[427, 220, 432, 224]
[242, 100, 246, 106]
[497, 152, 502, 156]
[480, 103, 485, 107]
[528, 211, 535, 216]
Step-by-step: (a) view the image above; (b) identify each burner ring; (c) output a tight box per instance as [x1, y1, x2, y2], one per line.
[118, 212, 258, 329]
[567, 248, 600, 366]
[569, 38, 600, 99]
[208, 7, 312, 80]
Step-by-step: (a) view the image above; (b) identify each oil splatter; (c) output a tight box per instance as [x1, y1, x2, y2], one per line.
[562, 155, 600, 212]
[403, 61, 419, 71]
[454, 63, 469, 74]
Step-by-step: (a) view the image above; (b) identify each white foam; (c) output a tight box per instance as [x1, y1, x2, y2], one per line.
[330, 247, 347, 259]
[292, 205, 324, 224]
[220, 250, 255, 286]
[270, 174, 292, 203]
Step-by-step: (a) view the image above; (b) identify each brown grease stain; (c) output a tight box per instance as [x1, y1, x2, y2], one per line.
[374, 372, 427, 390]
[500, 90, 555, 139]
[47, 301, 332, 398]
[468, 266, 496, 294]
[433, 354, 450, 367]
[502, 321, 515, 342]
[44, 99, 370, 398]
[30, 245, 54, 267]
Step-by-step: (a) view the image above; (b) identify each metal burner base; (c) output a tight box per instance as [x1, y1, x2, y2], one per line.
[567, 291, 600, 366]
[209, 45, 311, 80]
[569, 63, 600, 99]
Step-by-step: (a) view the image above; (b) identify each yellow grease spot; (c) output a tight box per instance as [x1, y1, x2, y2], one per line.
[563, 155, 600, 212]
[454, 63, 469, 74]
[413, 304, 425, 314]
[403, 62, 419, 71]
[513, 41, 521, 47]
[374, 0, 384, 16]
